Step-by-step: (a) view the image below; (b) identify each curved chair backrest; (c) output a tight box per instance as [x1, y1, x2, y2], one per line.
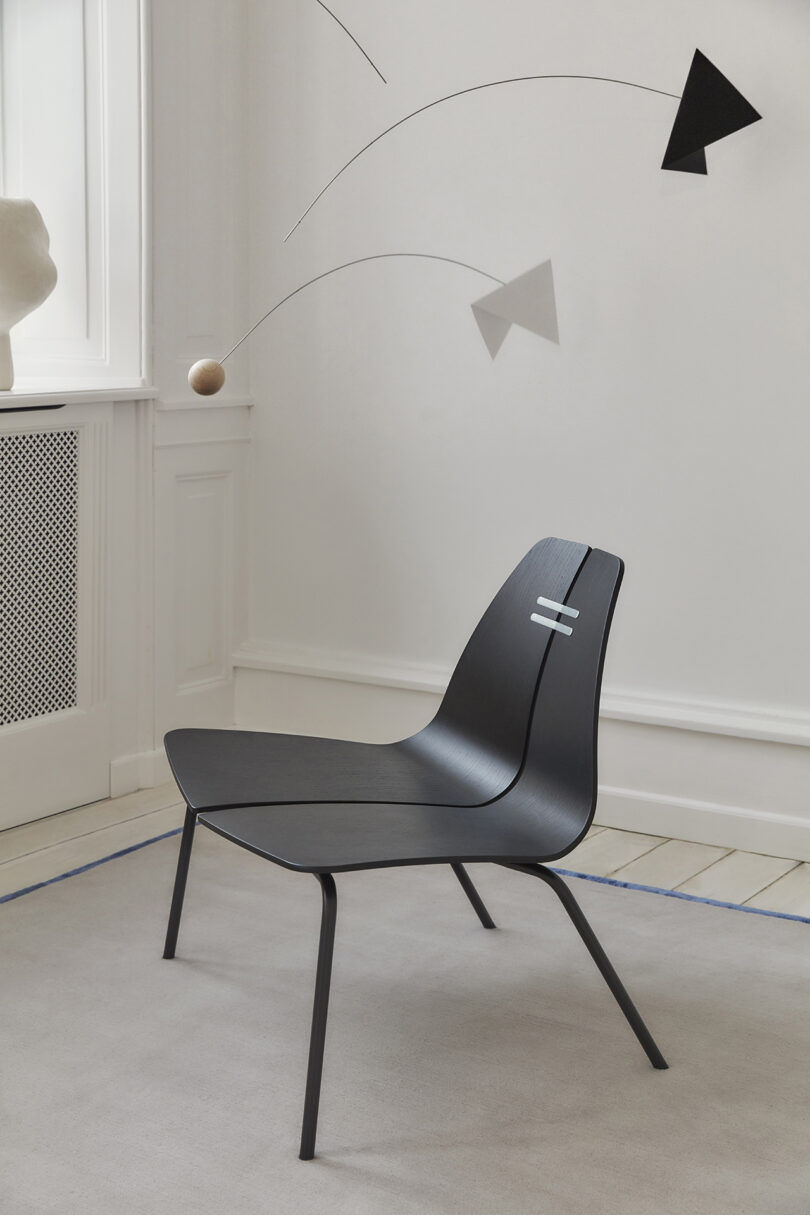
[404, 537, 589, 800]
[504, 546, 624, 850]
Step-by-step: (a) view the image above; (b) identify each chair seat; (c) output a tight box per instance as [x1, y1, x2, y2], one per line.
[165, 539, 591, 816]
[197, 797, 579, 874]
[165, 727, 516, 813]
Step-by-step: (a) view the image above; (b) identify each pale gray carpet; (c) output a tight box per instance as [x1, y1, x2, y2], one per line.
[2, 829, 809, 1215]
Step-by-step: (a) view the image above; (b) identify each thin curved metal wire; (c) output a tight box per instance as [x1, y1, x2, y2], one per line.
[220, 253, 504, 363]
[314, 0, 386, 83]
[284, 74, 682, 240]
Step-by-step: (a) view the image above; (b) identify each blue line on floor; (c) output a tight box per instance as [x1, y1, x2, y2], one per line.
[1, 831, 808, 924]
[0, 828, 183, 904]
[549, 866, 810, 924]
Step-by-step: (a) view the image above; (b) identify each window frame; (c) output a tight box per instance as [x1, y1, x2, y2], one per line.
[0, 0, 148, 392]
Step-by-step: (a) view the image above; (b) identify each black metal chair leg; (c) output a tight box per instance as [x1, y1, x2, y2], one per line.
[300, 873, 338, 1160]
[163, 806, 197, 959]
[451, 863, 496, 929]
[505, 863, 668, 1069]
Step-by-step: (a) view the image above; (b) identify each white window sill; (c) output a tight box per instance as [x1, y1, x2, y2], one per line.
[0, 385, 158, 411]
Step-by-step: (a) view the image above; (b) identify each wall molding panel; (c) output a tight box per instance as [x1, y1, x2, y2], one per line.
[154, 405, 250, 742]
[154, 402, 252, 448]
[105, 398, 158, 800]
[600, 689, 810, 749]
[174, 471, 232, 691]
[79, 415, 112, 708]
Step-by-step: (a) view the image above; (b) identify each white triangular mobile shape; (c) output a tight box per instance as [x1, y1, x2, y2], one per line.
[471, 260, 559, 358]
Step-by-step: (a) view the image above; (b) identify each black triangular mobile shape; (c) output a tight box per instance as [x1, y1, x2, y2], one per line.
[662, 49, 761, 172]
[669, 146, 707, 175]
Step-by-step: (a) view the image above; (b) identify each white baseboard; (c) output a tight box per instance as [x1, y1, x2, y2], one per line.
[601, 690, 810, 748]
[110, 747, 172, 798]
[597, 786, 810, 864]
[233, 640, 447, 694]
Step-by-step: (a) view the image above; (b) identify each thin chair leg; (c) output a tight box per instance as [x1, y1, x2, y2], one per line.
[163, 806, 197, 960]
[505, 862, 668, 1069]
[451, 863, 496, 929]
[300, 873, 338, 1161]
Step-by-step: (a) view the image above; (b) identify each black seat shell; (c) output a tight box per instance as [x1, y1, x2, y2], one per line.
[197, 549, 623, 872]
[165, 537, 588, 811]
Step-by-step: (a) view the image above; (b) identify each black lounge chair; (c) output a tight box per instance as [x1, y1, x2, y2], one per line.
[162, 539, 667, 1159]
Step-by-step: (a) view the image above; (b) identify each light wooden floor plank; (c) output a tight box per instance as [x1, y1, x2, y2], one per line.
[744, 863, 810, 916]
[677, 851, 800, 904]
[610, 839, 730, 889]
[0, 804, 184, 900]
[0, 782, 180, 865]
[562, 827, 665, 877]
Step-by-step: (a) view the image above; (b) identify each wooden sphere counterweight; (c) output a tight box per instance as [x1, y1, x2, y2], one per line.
[188, 358, 226, 396]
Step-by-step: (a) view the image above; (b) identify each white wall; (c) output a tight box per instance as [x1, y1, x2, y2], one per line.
[234, 0, 810, 859]
[147, 0, 252, 756]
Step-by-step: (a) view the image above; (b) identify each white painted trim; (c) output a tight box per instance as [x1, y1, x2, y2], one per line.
[156, 395, 254, 411]
[128, 397, 157, 784]
[139, 0, 153, 386]
[155, 436, 251, 449]
[232, 641, 810, 747]
[2, 0, 146, 386]
[153, 402, 252, 448]
[0, 386, 158, 408]
[0, 706, 85, 740]
[600, 689, 810, 748]
[110, 747, 172, 798]
[233, 641, 448, 694]
[597, 785, 810, 864]
[0, 402, 117, 826]
[177, 672, 234, 696]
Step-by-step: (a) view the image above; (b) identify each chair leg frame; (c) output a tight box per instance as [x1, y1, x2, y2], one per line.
[164, 843, 664, 1161]
[163, 805, 197, 960]
[451, 862, 496, 928]
[300, 872, 338, 1160]
[503, 862, 668, 1070]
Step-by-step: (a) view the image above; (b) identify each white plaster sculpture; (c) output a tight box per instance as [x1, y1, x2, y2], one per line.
[0, 199, 58, 390]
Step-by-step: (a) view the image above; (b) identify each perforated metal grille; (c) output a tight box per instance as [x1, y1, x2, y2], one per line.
[1, 428, 79, 726]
